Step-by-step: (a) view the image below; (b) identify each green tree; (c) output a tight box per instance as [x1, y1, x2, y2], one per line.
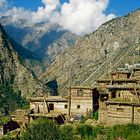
[22, 117, 60, 140]
[0, 82, 28, 115]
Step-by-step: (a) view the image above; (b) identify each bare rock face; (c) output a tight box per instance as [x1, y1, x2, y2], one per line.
[40, 9, 140, 95]
[0, 24, 51, 98]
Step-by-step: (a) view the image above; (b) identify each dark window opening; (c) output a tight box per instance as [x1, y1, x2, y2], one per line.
[118, 93, 120, 97]
[111, 90, 116, 98]
[100, 94, 108, 102]
[64, 105, 68, 109]
[49, 103, 54, 110]
[77, 105, 80, 109]
[117, 108, 124, 112]
[77, 89, 83, 97]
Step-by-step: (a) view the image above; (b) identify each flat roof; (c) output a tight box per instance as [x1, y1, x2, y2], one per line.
[96, 79, 111, 83]
[67, 86, 97, 90]
[29, 113, 65, 118]
[110, 71, 131, 74]
[133, 68, 140, 71]
[96, 79, 137, 83]
[106, 101, 140, 106]
[30, 96, 67, 102]
[107, 85, 140, 90]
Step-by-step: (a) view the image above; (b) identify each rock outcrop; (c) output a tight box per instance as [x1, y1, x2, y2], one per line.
[0, 24, 50, 98]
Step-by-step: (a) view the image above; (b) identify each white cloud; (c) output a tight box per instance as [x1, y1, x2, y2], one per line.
[0, 0, 116, 35]
[52, 0, 116, 35]
[4, 7, 31, 25]
[0, 0, 7, 8]
[31, 0, 60, 23]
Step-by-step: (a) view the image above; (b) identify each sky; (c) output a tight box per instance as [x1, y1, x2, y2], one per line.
[7, 0, 140, 16]
[0, 0, 140, 35]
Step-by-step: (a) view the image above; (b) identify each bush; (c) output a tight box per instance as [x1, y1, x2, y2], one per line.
[59, 125, 78, 140]
[127, 134, 140, 140]
[105, 124, 140, 140]
[92, 110, 98, 121]
[22, 117, 59, 140]
[1, 135, 12, 140]
[77, 124, 94, 139]
[0, 116, 11, 124]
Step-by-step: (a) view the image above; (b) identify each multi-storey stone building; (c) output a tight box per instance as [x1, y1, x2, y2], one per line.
[97, 68, 140, 125]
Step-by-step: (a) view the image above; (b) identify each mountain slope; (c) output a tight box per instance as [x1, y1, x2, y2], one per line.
[0, 24, 50, 98]
[2, 23, 78, 75]
[40, 9, 140, 95]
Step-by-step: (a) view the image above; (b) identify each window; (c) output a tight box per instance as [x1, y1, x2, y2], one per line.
[111, 90, 116, 98]
[116, 108, 124, 112]
[77, 89, 83, 97]
[64, 105, 68, 109]
[77, 105, 80, 109]
[118, 93, 120, 97]
[137, 109, 140, 113]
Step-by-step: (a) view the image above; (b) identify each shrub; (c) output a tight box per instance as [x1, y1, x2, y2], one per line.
[77, 124, 94, 139]
[105, 124, 140, 140]
[1, 135, 12, 140]
[59, 125, 78, 140]
[22, 117, 59, 140]
[127, 134, 140, 140]
[92, 110, 98, 121]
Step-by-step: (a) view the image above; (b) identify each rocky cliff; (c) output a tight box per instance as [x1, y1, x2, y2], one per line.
[0, 24, 50, 98]
[40, 9, 140, 95]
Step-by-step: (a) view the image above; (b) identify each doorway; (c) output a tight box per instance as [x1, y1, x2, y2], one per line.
[92, 88, 100, 111]
[49, 103, 54, 111]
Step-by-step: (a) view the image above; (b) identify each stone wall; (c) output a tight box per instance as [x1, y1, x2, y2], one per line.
[99, 104, 140, 126]
[70, 88, 93, 116]
[134, 106, 140, 123]
[71, 97, 93, 116]
[111, 73, 130, 80]
[50, 102, 68, 114]
[98, 101, 107, 124]
[30, 101, 68, 114]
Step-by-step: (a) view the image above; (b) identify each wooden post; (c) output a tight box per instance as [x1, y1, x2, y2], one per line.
[68, 64, 73, 119]
[43, 96, 49, 114]
[68, 86, 71, 119]
[131, 105, 134, 124]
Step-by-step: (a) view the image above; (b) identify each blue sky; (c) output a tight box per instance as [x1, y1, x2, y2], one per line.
[8, 0, 140, 16]
[106, 0, 140, 16]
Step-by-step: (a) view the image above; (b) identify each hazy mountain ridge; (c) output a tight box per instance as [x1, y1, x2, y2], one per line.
[39, 9, 140, 95]
[1, 21, 78, 75]
[0, 24, 50, 98]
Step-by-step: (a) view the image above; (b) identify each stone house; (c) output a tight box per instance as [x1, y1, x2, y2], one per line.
[30, 96, 68, 115]
[29, 96, 68, 124]
[29, 86, 100, 119]
[69, 86, 99, 117]
[97, 68, 140, 126]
